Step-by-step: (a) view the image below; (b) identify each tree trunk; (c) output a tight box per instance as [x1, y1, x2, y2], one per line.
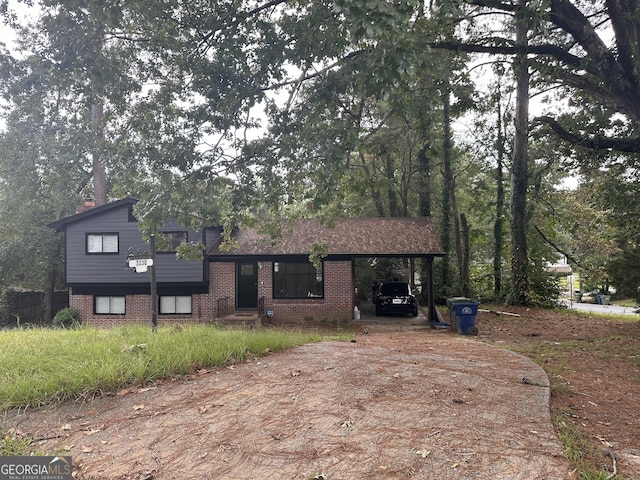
[417, 144, 432, 217]
[440, 88, 453, 295]
[460, 212, 471, 297]
[92, 100, 108, 206]
[42, 240, 61, 324]
[418, 139, 433, 306]
[451, 175, 464, 292]
[385, 152, 400, 216]
[359, 152, 386, 217]
[43, 209, 66, 323]
[493, 89, 506, 297]
[90, 17, 108, 207]
[509, 0, 530, 305]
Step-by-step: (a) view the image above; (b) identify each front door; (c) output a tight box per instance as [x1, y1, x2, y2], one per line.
[237, 262, 258, 309]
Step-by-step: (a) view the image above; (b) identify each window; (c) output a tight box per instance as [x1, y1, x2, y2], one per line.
[380, 283, 412, 296]
[273, 262, 323, 298]
[158, 232, 187, 252]
[240, 263, 255, 276]
[95, 296, 125, 314]
[160, 295, 192, 314]
[87, 233, 118, 253]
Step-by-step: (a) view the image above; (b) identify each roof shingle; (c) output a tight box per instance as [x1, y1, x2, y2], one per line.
[210, 217, 444, 257]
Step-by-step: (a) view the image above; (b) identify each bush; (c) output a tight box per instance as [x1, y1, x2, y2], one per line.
[529, 270, 562, 308]
[52, 307, 81, 329]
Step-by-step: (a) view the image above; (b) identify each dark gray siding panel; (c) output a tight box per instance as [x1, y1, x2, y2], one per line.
[204, 228, 222, 249]
[65, 205, 205, 284]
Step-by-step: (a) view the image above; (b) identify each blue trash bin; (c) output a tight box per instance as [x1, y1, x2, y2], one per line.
[446, 297, 472, 331]
[451, 302, 479, 335]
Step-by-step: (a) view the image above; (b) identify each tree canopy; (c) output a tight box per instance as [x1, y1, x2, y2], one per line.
[1, 0, 639, 310]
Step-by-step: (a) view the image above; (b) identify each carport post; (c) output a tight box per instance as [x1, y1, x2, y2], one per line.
[426, 256, 437, 322]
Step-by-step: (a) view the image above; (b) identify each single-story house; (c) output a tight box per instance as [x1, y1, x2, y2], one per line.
[49, 198, 445, 327]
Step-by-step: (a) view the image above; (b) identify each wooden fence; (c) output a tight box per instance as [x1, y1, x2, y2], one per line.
[1, 290, 69, 326]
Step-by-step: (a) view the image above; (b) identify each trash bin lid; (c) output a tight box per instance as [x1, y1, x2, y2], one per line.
[446, 297, 473, 308]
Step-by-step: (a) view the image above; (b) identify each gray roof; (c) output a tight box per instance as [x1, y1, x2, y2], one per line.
[209, 217, 444, 257]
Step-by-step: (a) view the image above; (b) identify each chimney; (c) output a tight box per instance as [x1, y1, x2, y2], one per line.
[75, 199, 96, 214]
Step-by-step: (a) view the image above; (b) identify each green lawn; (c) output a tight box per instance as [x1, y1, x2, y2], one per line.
[0, 324, 338, 410]
[612, 298, 639, 308]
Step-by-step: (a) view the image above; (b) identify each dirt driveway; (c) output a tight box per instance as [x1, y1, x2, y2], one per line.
[12, 315, 573, 480]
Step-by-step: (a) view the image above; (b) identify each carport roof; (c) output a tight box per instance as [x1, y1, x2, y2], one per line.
[209, 217, 445, 258]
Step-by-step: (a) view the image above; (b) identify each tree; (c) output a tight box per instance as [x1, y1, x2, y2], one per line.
[20, 2, 132, 205]
[426, 0, 640, 302]
[0, 90, 80, 321]
[491, 78, 509, 298]
[592, 168, 640, 299]
[5, 0, 633, 310]
[507, 0, 531, 304]
[433, 0, 640, 154]
[0, 0, 175, 320]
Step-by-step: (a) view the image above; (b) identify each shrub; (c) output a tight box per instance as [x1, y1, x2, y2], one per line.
[52, 307, 81, 329]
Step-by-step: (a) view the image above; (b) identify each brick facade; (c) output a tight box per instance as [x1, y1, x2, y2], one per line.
[253, 260, 354, 324]
[71, 260, 355, 327]
[69, 290, 212, 328]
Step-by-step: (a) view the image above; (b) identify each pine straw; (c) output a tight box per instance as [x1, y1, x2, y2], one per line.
[13, 334, 571, 479]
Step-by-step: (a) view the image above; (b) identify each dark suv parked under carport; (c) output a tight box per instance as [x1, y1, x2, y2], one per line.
[375, 282, 418, 317]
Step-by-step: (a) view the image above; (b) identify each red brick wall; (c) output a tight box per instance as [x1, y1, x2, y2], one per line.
[208, 262, 236, 315]
[69, 290, 213, 328]
[256, 260, 354, 324]
[72, 260, 354, 327]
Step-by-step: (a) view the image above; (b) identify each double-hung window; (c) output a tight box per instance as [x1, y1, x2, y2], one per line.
[95, 296, 125, 314]
[273, 261, 323, 298]
[159, 295, 192, 314]
[87, 233, 119, 253]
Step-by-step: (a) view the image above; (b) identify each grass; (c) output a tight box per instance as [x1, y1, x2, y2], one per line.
[554, 415, 622, 480]
[520, 344, 576, 396]
[612, 298, 639, 308]
[0, 324, 336, 410]
[0, 323, 344, 455]
[0, 431, 33, 455]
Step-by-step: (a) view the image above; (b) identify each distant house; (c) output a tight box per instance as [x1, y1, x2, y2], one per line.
[49, 198, 445, 327]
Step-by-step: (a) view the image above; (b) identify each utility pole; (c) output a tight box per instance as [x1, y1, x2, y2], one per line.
[126, 234, 158, 332]
[150, 233, 158, 331]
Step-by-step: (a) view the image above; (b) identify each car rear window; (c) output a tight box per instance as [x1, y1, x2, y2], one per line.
[380, 283, 410, 296]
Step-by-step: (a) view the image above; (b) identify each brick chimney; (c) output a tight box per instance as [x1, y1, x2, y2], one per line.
[75, 199, 96, 214]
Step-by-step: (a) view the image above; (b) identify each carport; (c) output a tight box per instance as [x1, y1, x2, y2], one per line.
[342, 217, 445, 323]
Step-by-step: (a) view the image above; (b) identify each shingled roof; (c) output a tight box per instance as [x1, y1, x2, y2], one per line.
[209, 217, 444, 257]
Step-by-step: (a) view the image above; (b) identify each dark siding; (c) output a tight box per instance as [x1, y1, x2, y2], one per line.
[65, 205, 205, 285]
[204, 228, 222, 249]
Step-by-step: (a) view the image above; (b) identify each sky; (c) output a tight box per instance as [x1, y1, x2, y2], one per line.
[1, 1, 40, 52]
